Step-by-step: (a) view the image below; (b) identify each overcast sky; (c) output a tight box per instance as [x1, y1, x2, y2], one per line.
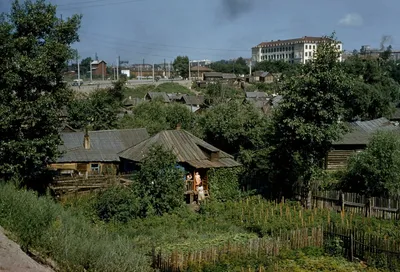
[1, 0, 399, 65]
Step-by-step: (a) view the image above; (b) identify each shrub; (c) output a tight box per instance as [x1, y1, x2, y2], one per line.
[0, 182, 150, 271]
[94, 186, 141, 223]
[208, 167, 242, 202]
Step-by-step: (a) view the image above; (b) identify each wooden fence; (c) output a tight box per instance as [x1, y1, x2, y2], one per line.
[326, 223, 400, 270]
[152, 224, 400, 271]
[152, 227, 323, 271]
[50, 174, 134, 197]
[312, 190, 400, 220]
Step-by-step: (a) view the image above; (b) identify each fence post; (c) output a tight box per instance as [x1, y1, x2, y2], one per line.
[341, 193, 345, 213]
[349, 234, 354, 262]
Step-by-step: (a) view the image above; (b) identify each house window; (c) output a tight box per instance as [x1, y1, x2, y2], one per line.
[305, 52, 308, 57]
[91, 163, 101, 174]
[305, 45, 308, 49]
[313, 45, 316, 49]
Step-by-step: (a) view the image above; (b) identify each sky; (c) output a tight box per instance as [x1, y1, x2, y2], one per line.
[1, 0, 400, 65]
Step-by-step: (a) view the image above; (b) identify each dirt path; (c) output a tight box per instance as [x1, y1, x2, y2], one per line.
[0, 227, 54, 272]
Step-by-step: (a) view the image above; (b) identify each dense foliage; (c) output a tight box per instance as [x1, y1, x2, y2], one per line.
[0, 0, 80, 181]
[173, 55, 189, 79]
[268, 35, 350, 205]
[118, 100, 196, 135]
[341, 131, 400, 197]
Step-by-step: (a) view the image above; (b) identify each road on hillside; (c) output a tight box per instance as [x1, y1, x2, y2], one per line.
[71, 79, 193, 93]
[0, 227, 54, 272]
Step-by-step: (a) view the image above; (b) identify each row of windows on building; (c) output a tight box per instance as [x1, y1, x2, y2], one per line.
[261, 44, 317, 54]
[260, 51, 315, 61]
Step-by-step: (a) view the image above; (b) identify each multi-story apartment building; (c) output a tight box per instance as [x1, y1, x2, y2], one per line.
[190, 59, 213, 67]
[252, 36, 343, 64]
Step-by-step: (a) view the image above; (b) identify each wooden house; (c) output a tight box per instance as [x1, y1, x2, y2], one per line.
[178, 95, 205, 113]
[49, 128, 150, 177]
[118, 128, 241, 202]
[326, 118, 400, 170]
[259, 72, 282, 83]
[145, 92, 171, 103]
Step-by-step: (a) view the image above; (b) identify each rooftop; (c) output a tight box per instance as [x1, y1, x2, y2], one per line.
[56, 128, 150, 163]
[119, 129, 241, 169]
[254, 36, 337, 48]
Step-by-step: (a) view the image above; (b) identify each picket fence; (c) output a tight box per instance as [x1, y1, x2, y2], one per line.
[152, 224, 400, 271]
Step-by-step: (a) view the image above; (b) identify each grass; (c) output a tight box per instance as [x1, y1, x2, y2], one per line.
[2, 183, 397, 271]
[0, 182, 150, 272]
[124, 82, 194, 99]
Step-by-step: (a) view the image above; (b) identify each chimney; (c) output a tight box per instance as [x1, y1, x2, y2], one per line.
[176, 123, 181, 130]
[83, 128, 90, 149]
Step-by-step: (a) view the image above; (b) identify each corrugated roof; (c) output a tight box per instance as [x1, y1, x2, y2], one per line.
[57, 128, 150, 163]
[204, 72, 223, 78]
[146, 92, 170, 103]
[260, 72, 270, 77]
[119, 130, 241, 169]
[246, 92, 268, 99]
[167, 93, 185, 101]
[272, 95, 283, 107]
[182, 95, 204, 105]
[334, 117, 400, 145]
[222, 73, 237, 79]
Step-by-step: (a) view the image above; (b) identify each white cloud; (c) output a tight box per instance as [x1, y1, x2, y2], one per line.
[338, 13, 363, 27]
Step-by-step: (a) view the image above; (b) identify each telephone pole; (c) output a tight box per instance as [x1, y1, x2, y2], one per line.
[152, 63, 155, 82]
[76, 50, 80, 84]
[188, 58, 191, 81]
[116, 56, 119, 80]
[90, 61, 93, 82]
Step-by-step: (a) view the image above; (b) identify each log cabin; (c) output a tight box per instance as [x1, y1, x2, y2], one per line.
[118, 127, 241, 202]
[326, 117, 400, 170]
[49, 128, 149, 177]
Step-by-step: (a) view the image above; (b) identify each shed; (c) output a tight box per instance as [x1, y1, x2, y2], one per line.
[326, 117, 400, 170]
[203, 72, 223, 81]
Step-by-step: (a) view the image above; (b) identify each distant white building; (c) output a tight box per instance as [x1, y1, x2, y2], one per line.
[121, 69, 130, 78]
[190, 59, 213, 67]
[252, 36, 343, 64]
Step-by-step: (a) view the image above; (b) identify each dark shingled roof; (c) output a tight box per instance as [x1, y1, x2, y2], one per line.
[182, 95, 205, 106]
[57, 128, 150, 163]
[145, 92, 170, 103]
[334, 117, 400, 145]
[119, 129, 241, 169]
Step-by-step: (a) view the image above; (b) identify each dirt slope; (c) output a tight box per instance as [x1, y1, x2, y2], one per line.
[0, 227, 53, 272]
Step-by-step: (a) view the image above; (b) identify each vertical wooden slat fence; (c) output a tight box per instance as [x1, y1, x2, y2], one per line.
[312, 190, 400, 220]
[152, 227, 323, 271]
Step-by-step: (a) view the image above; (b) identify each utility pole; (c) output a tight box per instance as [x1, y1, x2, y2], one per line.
[197, 60, 200, 80]
[102, 62, 105, 81]
[188, 58, 191, 81]
[249, 60, 252, 76]
[152, 63, 155, 82]
[90, 61, 93, 82]
[168, 62, 171, 78]
[116, 56, 119, 80]
[76, 50, 80, 88]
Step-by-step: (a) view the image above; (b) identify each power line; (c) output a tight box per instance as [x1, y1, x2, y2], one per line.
[57, 0, 148, 10]
[80, 30, 249, 52]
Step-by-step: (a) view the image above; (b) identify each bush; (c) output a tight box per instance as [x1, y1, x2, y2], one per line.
[94, 186, 141, 223]
[208, 168, 242, 202]
[0, 182, 150, 271]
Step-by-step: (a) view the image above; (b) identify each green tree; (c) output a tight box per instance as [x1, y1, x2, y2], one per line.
[268, 34, 349, 207]
[67, 88, 120, 130]
[341, 131, 400, 197]
[80, 56, 92, 77]
[0, 0, 81, 181]
[204, 81, 243, 106]
[173, 56, 189, 79]
[340, 56, 400, 120]
[134, 145, 184, 216]
[118, 100, 195, 135]
[198, 100, 268, 155]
